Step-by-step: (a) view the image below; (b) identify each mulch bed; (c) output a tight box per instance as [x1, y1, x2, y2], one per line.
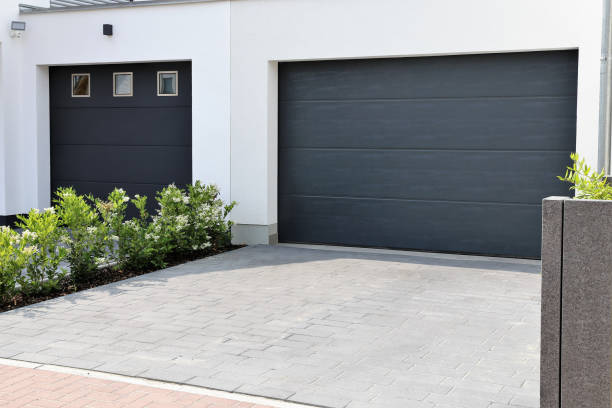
[0, 245, 244, 313]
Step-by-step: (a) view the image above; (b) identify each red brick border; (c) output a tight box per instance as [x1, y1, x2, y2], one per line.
[0, 364, 274, 408]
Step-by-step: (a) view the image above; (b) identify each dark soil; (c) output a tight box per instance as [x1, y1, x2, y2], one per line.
[0, 245, 244, 313]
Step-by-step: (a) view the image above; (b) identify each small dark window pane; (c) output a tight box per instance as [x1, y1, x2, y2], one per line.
[114, 73, 133, 97]
[72, 74, 90, 97]
[158, 72, 178, 96]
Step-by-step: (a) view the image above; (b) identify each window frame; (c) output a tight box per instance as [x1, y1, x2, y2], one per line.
[157, 70, 179, 96]
[71, 73, 91, 98]
[113, 72, 134, 97]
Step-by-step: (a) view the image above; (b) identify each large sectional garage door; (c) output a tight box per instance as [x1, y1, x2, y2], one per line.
[278, 51, 578, 258]
[50, 62, 192, 210]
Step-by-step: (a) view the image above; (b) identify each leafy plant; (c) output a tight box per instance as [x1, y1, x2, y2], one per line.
[118, 194, 164, 271]
[0, 226, 27, 303]
[151, 183, 191, 260]
[1, 181, 237, 308]
[188, 182, 236, 249]
[54, 187, 107, 282]
[150, 183, 236, 263]
[16, 208, 67, 295]
[95, 188, 129, 266]
[558, 153, 612, 200]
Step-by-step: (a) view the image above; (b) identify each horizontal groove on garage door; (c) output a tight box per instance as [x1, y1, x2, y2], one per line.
[279, 95, 576, 102]
[283, 194, 543, 206]
[278, 51, 578, 258]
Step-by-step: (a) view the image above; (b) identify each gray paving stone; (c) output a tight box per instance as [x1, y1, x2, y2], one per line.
[289, 388, 353, 408]
[0, 245, 540, 408]
[236, 384, 296, 400]
[186, 376, 244, 392]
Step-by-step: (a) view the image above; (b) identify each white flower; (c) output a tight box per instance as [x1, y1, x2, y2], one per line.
[22, 230, 38, 240]
[111, 235, 119, 242]
[87, 226, 97, 234]
[122, 197, 130, 203]
[44, 207, 56, 214]
[200, 242, 211, 250]
[183, 196, 190, 204]
[23, 246, 38, 256]
[95, 257, 107, 265]
[192, 245, 199, 250]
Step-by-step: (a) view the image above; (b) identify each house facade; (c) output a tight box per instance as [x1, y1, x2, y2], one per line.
[0, 0, 607, 258]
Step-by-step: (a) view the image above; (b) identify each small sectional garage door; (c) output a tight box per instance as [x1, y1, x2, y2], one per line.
[50, 62, 192, 208]
[278, 51, 578, 258]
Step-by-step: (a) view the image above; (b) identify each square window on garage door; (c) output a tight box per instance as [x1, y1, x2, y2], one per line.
[158, 71, 178, 96]
[71, 73, 90, 97]
[113, 72, 133, 97]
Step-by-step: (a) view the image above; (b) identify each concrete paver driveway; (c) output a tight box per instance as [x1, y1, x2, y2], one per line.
[0, 245, 541, 408]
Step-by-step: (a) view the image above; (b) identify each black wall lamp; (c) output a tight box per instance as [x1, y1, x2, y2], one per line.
[103, 24, 113, 36]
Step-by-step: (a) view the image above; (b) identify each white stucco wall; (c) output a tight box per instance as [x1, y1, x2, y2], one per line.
[0, 0, 49, 216]
[230, 0, 604, 230]
[0, 0, 607, 244]
[1, 0, 230, 215]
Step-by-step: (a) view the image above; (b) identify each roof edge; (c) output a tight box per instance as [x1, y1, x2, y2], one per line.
[20, 0, 222, 14]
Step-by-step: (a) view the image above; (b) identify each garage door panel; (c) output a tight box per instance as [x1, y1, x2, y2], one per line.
[278, 51, 577, 257]
[280, 52, 578, 101]
[50, 62, 192, 208]
[279, 97, 576, 150]
[51, 145, 192, 185]
[51, 107, 192, 146]
[279, 195, 542, 258]
[279, 150, 571, 204]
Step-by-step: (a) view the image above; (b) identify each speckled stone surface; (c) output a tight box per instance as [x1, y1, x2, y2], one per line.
[540, 197, 565, 408]
[561, 199, 612, 408]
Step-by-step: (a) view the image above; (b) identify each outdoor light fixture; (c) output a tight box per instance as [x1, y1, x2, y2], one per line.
[10, 21, 26, 38]
[103, 24, 113, 36]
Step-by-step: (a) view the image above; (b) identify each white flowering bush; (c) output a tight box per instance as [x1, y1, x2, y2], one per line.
[95, 188, 130, 265]
[117, 194, 164, 271]
[0, 226, 27, 302]
[151, 182, 236, 264]
[54, 187, 107, 283]
[0, 181, 236, 307]
[16, 208, 68, 295]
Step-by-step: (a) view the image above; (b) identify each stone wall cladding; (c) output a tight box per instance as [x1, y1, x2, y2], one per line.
[541, 197, 612, 408]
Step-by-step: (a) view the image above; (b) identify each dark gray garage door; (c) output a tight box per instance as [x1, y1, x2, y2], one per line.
[278, 51, 578, 258]
[50, 62, 191, 209]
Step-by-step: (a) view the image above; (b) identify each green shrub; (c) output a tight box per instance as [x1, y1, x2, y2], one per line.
[0, 181, 236, 305]
[559, 153, 612, 200]
[0, 226, 27, 302]
[189, 182, 236, 249]
[54, 187, 107, 282]
[118, 194, 164, 271]
[95, 188, 129, 266]
[16, 208, 67, 295]
[150, 182, 236, 263]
